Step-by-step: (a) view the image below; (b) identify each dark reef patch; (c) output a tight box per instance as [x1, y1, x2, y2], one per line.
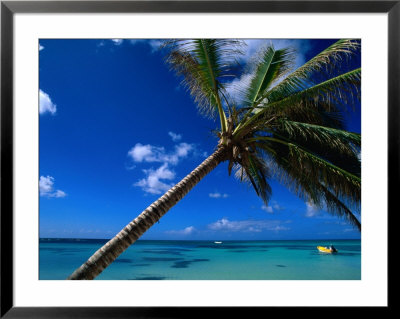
[171, 258, 210, 268]
[132, 276, 167, 280]
[171, 261, 191, 268]
[130, 263, 151, 267]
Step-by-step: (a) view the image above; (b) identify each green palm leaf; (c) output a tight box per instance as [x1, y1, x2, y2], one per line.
[279, 120, 360, 156]
[257, 68, 361, 114]
[266, 39, 360, 102]
[259, 146, 361, 230]
[234, 68, 360, 138]
[243, 45, 295, 107]
[164, 39, 243, 133]
[233, 153, 272, 205]
[253, 136, 360, 203]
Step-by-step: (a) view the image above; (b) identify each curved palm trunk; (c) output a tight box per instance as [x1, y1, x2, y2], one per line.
[67, 146, 227, 280]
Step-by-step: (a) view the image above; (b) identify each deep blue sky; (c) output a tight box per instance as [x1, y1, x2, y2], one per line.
[39, 39, 361, 240]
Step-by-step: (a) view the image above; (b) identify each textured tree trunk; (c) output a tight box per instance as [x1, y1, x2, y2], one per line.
[67, 146, 227, 280]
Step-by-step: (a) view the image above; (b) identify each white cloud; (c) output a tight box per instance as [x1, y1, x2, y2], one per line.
[209, 192, 229, 199]
[128, 144, 165, 163]
[129, 39, 163, 52]
[111, 39, 123, 45]
[225, 72, 253, 103]
[39, 89, 57, 115]
[241, 39, 310, 69]
[128, 141, 193, 166]
[39, 176, 54, 194]
[261, 201, 282, 214]
[208, 218, 290, 233]
[305, 201, 320, 217]
[51, 190, 67, 198]
[129, 134, 199, 194]
[168, 131, 182, 142]
[147, 40, 164, 52]
[165, 226, 196, 236]
[174, 143, 193, 158]
[226, 39, 312, 103]
[39, 176, 66, 198]
[261, 205, 274, 213]
[134, 163, 175, 194]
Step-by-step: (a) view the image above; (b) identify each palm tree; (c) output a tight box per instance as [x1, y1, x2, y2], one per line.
[67, 39, 361, 280]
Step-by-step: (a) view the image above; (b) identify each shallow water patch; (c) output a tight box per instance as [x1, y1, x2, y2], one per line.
[141, 249, 184, 256]
[114, 258, 134, 263]
[143, 257, 183, 262]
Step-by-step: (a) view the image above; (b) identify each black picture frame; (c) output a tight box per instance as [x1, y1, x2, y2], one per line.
[1, 0, 396, 317]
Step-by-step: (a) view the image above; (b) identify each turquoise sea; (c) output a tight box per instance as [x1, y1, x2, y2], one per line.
[39, 239, 361, 280]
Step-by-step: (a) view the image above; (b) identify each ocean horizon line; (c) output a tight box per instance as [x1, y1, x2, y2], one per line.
[39, 237, 360, 242]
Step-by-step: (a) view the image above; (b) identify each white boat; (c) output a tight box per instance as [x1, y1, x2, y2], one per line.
[214, 241, 222, 244]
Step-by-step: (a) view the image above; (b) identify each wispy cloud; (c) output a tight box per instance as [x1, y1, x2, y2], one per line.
[111, 39, 123, 45]
[39, 175, 66, 198]
[305, 201, 320, 217]
[165, 226, 196, 236]
[129, 39, 164, 52]
[261, 201, 283, 214]
[209, 192, 229, 199]
[168, 131, 182, 142]
[240, 39, 311, 69]
[100, 39, 163, 53]
[261, 205, 274, 213]
[207, 218, 290, 233]
[39, 89, 57, 115]
[343, 228, 356, 233]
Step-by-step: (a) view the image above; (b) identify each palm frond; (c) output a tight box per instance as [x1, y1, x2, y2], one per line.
[279, 120, 361, 155]
[243, 45, 295, 107]
[257, 68, 361, 114]
[259, 147, 360, 229]
[233, 68, 360, 137]
[266, 39, 360, 102]
[318, 183, 361, 230]
[252, 136, 360, 204]
[164, 39, 244, 132]
[163, 38, 362, 231]
[233, 152, 272, 205]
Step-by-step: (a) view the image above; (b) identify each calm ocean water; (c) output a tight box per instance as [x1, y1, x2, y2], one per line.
[39, 239, 361, 280]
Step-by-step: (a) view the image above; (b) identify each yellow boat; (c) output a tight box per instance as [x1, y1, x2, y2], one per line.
[317, 246, 338, 253]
